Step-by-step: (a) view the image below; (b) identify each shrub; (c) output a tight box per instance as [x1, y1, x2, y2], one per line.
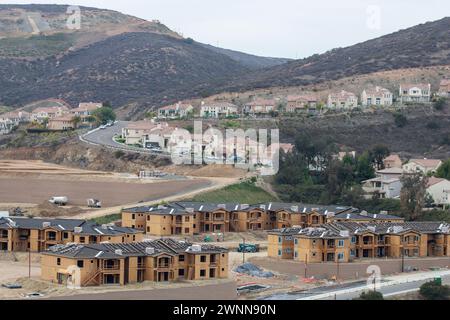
[355, 290, 384, 300]
[426, 121, 439, 130]
[433, 98, 447, 111]
[114, 150, 125, 159]
[419, 281, 450, 300]
[394, 113, 408, 127]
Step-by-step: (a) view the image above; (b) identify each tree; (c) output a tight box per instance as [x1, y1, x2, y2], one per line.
[369, 144, 390, 170]
[419, 280, 450, 300]
[92, 107, 116, 125]
[71, 116, 81, 128]
[436, 159, 450, 180]
[394, 113, 408, 127]
[433, 97, 447, 111]
[400, 173, 428, 221]
[355, 290, 384, 300]
[355, 151, 375, 182]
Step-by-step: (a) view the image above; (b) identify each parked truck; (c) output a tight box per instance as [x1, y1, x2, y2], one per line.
[49, 196, 68, 206]
[87, 199, 102, 208]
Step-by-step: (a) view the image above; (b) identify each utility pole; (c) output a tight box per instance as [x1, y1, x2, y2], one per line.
[401, 249, 405, 273]
[28, 247, 31, 278]
[304, 253, 308, 278]
[242, 238, 246, 264]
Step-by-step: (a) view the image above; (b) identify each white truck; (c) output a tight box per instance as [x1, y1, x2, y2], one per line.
[49, 196, 68, 206]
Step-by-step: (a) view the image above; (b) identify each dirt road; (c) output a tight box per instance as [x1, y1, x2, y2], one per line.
[70, 176, 240, 219]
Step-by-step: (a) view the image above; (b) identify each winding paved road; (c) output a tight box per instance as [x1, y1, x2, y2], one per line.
[80, 121, 170, 157]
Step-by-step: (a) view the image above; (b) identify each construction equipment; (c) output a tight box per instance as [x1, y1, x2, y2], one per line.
[237, 243, 260, 253]
[87, 199, 102, 208]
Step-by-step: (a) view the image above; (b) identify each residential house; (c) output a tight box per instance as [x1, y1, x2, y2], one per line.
[158, 102, 193, 119]
[362, 167, 404, 199]
[327, 90, 358, 109]
[47, 115, 77, 131]
[69, 102, 102, 125]
[243, 99, 277, 116]
[0, 217, 143, 252]
[438, 79, 450, 98]
[200, 102, 239, 118]
[399, 83, 431, 104]
[0, 120, 14, 135]
[426, 177, 450, 207]
[0, 111, 30, 125]
[361, 86, 393, 107]
[41, 239, 229, 286]
[31, 106, 69, 123]
[403, 158, 442, 175]
[383, 154, 402, 169]
[286, 94, 318, 113]
[121, 120, 170, 146]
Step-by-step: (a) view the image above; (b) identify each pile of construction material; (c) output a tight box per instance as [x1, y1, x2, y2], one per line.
[234, 263, 274, 278]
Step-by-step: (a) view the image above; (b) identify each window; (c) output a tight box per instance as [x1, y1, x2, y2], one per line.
[147, 216, 150, 221]
[294, 251, 298, 258]
[338, 240, 345, 247]
[147, 227, 150, 233]
[351, 236, 356, 244]
[200, 255, 207, 263]
[63, 232, 69, 239]
[200, 269, 206, 277]
[294, 239, 298, 245]
[278, 236, 282, 243]
[178, 269, 185, 276]
[278, 249, 282, 256]
[79, 237, 85, 243]
[179, 255, 185, 262]
[77, 260, 84, 268]
[338, 253, 344, 261]
[132, 214, 135, 219]
[57, 258, 61, 266]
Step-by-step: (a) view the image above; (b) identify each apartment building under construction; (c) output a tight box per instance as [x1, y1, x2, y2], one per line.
[268, 221, 450, 263]
[122, 202, 404, 236]
[0, 217, 143, 252]
[41, 239, 229, 286]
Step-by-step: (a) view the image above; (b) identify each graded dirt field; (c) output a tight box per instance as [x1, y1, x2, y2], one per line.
[0, 176, 210, 207]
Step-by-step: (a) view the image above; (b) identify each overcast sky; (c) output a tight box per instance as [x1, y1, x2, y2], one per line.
[3, 0, 450, 58]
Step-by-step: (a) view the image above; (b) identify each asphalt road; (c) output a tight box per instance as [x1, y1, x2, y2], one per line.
[81, 121, 170, 157]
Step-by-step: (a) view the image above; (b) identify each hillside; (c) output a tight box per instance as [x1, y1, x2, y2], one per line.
[0, 32, 248, 117]
[0, 4, 291, 117]
[198, 42, 291, 70]
[223, 17, 450, 92]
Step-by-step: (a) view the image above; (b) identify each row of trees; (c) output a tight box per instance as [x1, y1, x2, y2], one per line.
[274, 132, 445, 220]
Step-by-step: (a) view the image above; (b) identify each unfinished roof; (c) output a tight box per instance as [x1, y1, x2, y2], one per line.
[43, 239, 228, 259]
[0, 217, 141, 236]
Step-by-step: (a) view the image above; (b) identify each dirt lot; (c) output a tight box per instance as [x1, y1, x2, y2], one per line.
[0, 175, 209, 207]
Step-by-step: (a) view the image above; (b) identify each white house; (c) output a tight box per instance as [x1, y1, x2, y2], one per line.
[31, 106, 69, 123]
[402, 159, 442, 175]
[361, 86, 393, 107]
[70, 102, 103, 117]
[327, 90, 358, 109]
[426, 177, 450, 207]
[362, 167, 403, 199]
[399, 83, 431, 104]
[200, 102, 239, 118]
[157, 102, 193, 119]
